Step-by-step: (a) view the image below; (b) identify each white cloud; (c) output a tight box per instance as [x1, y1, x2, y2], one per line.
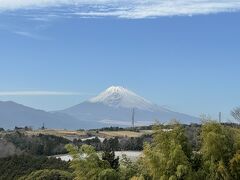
[0, 0, 240, 18]
[0, 91, 88, 96]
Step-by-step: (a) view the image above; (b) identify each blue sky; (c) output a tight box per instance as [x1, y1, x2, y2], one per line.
[0, 1, 240, 121]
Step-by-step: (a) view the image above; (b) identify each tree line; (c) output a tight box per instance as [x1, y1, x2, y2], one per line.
[0, 155, 72, 180]
[3, 132, 71, 156]
[73, 135, 151, 152]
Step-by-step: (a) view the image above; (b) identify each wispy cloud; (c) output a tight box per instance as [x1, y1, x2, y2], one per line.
[0, 91, 90, 96]
[13, 31, 49, 40]
[0, 22, 50, 40]
[0, 0, 240, 19]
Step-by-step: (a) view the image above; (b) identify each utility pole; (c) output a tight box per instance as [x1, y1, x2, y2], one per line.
[132, 108, 135, 129]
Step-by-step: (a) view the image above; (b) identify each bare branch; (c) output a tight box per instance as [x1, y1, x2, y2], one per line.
[231, 107, 240, 122]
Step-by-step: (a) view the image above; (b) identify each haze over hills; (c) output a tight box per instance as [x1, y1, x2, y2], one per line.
[60, 86, 200, 127]
[0, 101, 81, 130]
[0, 86, 200, 130]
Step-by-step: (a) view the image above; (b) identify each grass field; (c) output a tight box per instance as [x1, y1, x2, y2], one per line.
[95, 131, 143, 138]
[1, 128, 153, 140]
[92, 130, 153, 138]
[25, 129, 87, 137]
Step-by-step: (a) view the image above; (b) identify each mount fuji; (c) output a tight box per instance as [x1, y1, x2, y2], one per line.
[59, 86, 200, 128]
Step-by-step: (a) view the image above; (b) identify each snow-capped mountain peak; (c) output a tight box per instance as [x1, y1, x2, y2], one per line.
[60, 86, 200, 127]
[89, 86, 156, 111]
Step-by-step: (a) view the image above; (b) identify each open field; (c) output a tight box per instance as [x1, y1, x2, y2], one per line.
[0, 129, 153, 141]
[25, 129, 87, 137]
[94, 130, 153, 138]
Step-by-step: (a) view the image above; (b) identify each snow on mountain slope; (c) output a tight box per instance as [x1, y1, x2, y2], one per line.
[89, 86, 157, 111]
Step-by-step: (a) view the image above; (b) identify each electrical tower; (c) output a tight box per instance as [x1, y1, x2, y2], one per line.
[132, 108, 135, 129]
[41, 123, 45, 130]
[219, 112, 222, 123]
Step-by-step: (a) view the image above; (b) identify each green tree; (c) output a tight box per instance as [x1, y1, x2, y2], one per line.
[0, 155, 71, 180]
[201, 122, 235, 163]
[119, 154, 139, 180]
[98, 169, 119, 180]
[102, 150, 120, 170]
[102, 137, 119, 151]
[201, 122, 236, 179]
[230, 151, 240, 179]
[19, 169, 73, 180]
[142, 124, 193, 179]
[200, 121, 240, 180]
[66, 144, 117, 180]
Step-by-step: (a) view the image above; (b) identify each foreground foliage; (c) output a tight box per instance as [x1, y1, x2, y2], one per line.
[0, 155, 71, 180]
[1, 121, 240, 180]
[136, 122, 240, 180]
[68, 121, 240, 180]
[66, 144, 120, 180]
[19, 169, 73, 180]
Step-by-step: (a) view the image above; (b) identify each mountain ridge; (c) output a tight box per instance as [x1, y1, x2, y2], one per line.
[0, 101, 81, 130]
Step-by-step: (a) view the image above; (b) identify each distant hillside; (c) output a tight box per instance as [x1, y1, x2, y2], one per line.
[0, 101, 80, 130]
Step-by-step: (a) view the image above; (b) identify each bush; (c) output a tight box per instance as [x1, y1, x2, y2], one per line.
[19, 169, 73, 180]
[0, 155, 71, 180]
[4, 132, 70, 156]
